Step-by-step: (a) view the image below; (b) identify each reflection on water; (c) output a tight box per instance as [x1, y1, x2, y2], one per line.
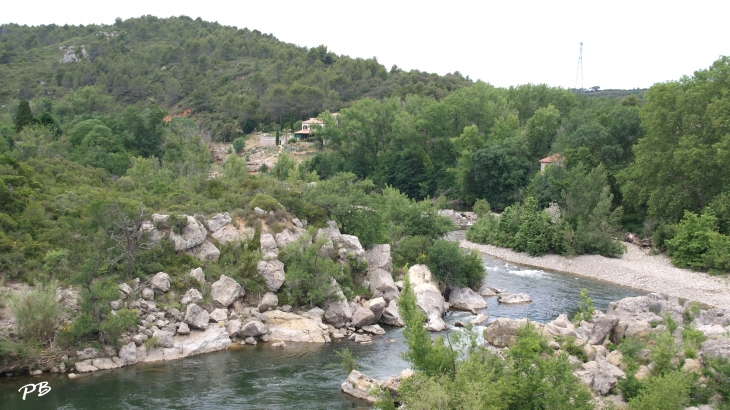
[0, 235, 645, 409]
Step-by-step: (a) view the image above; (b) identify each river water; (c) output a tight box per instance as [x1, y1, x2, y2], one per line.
[1, 239, 645, 409]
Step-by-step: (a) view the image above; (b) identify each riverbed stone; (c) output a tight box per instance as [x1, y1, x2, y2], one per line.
[209, 309, 228, 323]
[257, 260, 285, 292]
[76, 347, 100, 360]
[449, 287, 487, 314]
[361, 324, 386, 335]
[351, 306, 375, 328]
[177, 322, 190, 335]
[484, 318, 542, 348]
[211, 275, 244, 308]
[74, 360, 99, 373]
[368, 297, 386, 323]
[266, 310, 330, 343]
[240, 320, 268, 338]
[427, 313, 447, 332]
[324, 280, 352, 328]
[414, 282, 445, 320]
[340, 370, 380, 403]
[380, 300, 404, 327]
[184, 303, 209, 330]
[472, 313, 490, 326]
[258, 292, 279, 312]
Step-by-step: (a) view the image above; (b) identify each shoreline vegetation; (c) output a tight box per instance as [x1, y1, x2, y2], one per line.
[460, 238, 730, 311]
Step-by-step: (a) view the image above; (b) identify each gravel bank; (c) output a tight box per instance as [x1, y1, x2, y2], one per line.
[460, 239, 730, 310]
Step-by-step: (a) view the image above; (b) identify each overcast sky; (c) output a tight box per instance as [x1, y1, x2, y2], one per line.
[3, 0, 729, 90]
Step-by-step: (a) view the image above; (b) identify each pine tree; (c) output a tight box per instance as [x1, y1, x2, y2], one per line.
[15, 100, 35, 133]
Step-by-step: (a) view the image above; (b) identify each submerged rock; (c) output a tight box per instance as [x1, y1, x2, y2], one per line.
[498, 293, 532, 304]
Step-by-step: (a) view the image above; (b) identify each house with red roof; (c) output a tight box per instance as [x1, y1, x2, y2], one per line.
[539, 153, 564, 173]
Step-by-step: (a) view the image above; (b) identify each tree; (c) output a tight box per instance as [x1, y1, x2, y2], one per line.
[14, 100, 35, 133]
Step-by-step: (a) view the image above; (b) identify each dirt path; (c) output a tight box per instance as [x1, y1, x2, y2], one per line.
[460, 239, 730, 310]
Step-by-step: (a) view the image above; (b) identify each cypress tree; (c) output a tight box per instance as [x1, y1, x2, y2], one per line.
[15, 100, 35, 133]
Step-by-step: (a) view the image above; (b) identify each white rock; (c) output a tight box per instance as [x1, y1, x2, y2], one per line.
[211, 275, 244, 308]
[206, 212, 231, 233]
[449, 287, 487, 314]
[498, 293, 533, 304]
[258, 292, 279, 312]
[266, 310, 330, 343]
[186, 240, 220, 262]
[169, 215, 208, 251]
[257, 260, 285, 292]
[180, 288, 203, 305]
[189, 267, 205, 283]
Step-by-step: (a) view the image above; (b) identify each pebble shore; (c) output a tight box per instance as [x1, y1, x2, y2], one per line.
[460, 239, 730, 310]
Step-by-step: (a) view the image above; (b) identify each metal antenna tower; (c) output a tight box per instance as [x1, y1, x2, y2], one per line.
[575, 42, 583, 90]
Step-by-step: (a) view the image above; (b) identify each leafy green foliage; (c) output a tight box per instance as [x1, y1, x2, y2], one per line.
[98, 309, 138, 347]
[473, 198, 491, 217]
[666, 210, 730, 273]
[248, 193, 283, 212]
[335, 347, 358, 374]
[627, 371, 691, 410]
[279, 236, 348, 307]
[424, 240, 485, 289]
[572, 288, 595, 324]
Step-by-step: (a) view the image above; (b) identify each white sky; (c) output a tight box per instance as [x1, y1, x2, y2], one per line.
[3, 0, 729, 90]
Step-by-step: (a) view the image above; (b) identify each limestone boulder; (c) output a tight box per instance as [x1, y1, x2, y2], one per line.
[380, 369, 414, 398]
[368, 297, 387, 323]
[338, 234, 365, 261]
[258, 292, 279, 312]
[153, 329, 175, 348]
[361, 324, 386, 335]
[260, 233, 278, 256]
[275, 229, 305, 250]
[407, 264, 432, 287]
[380, 300, 404, 327]
[351, 306, 376, 328]
[240, 320, 268, 338]
[142, 327, 231, 363]
[211, 224, 242, 244]
[226, 320, 242, 338]
[189, 267, 205, 283]
[211, 275, 244, 308]
[587, 314, 621, 345]
[414, 283, 445, 319]
[180, 288, 203, 305]
[266, 310, 330, 343]
[186, 240, 220, 262]
[119, 283, 133, 296]
[142, 288, 155, 301]
[177, 322, 190, 335]
[324, 280, 352, 328]
[484, 318, 542, 348]
[448, 287, 487, 314]
[426, 313, 447, 332]
[169, 215, 208, 251]
[471, 314, 490, 326]
[257, 260, 285, 292]
[74, 360, 99, 373]
[206, 212, 231, 233]
[701, 337, 730, 360]
[575, 355, 626, 395]
[209, 309, 228, 323]
[365, 244, 392, 272]
[149, 272, 171, 294]
[544, 314, 578, 338]
[340, 370, 380, 404]
[365, 269, 399, 302]
[184, 303, 210, 330]
[118, 342, 138, 366]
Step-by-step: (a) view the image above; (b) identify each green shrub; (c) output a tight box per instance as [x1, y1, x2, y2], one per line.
[232, 137, 245, 153]
[425, 239, 485, 289]
[667, 210, 730, 273]
[617, 372, 645, 402]
[628, 371, 691, 410]
[99, 309, 138, 347]
[392, 235, 431, 267]
[681, 327, 707, 349]
[248, 193, 282, 211]
[650, 331, 681, 376]
[473, 199, 491, 217]
[9, 282, 60, 345]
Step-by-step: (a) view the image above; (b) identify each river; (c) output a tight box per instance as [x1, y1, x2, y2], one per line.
[0, 243, 645, 409]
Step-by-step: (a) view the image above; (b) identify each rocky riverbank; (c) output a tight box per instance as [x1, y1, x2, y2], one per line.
[460, 239, 730, 311]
